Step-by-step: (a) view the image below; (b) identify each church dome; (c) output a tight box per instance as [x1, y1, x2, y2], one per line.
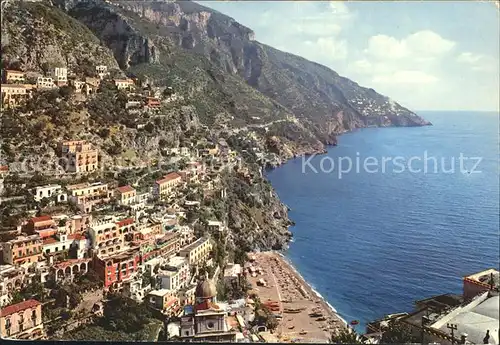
[195, 278, 217, 299]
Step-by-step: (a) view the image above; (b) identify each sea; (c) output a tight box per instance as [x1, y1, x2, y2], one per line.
[266, 111, 500, 331]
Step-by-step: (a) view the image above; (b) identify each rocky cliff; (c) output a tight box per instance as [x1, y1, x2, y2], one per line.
[80, 0, 431, 135]
[1, 1, 119, 73]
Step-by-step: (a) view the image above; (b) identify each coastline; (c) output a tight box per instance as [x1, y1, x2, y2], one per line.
[275, 251, 349, 328]
[247, 252, 347, 343]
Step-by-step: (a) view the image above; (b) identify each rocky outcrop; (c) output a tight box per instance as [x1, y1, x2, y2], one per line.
[1, 1, 119, 72]
[68, 2, 160, 69]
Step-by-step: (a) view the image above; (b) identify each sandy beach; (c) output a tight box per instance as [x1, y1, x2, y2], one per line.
[246, 252, 347, 343]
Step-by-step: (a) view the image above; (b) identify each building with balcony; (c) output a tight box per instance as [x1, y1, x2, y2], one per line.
[123, 277, 151, 303]
[136, 218, 162, 242]
[0, 299, 43, 339]
[51, 258, 92, 283]
[158, 256, 190, 292]
[32, 184, 66, 203]
[89, 217, 125, 258]
[115, 185, 136, 205]
[25, 215, 58, 239]
[154, 172, 182, 199]
[178, 237, 213, 266]
[148, 289, 179, 316]
[1, 84, 28, 108]
[3, 70, 25, 83]
[1, 236, 43, 266]
[59, 140, 99, 173]
[93, 249, 141, 289]
[142, 232, 180, 263]
[95, 65, 109, 79]
[36, 76, 55, 89]
[0, 266, 27, 307]
[42, 232, 73, 258]
[113, 78, 134, 90]
[67, 182, 111, 213]
[50, 67, 67, 86]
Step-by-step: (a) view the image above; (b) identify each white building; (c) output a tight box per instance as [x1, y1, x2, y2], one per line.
[42, 232, 72, 256]
[36, 76, 55, 89]
[158, 257, 190, 291]
[430, 291, 499, 345]
[51, 67, 68, 85]
[207, 220, 226, 233]
[33, 184, 66, 203]
[96, 65, 109, 79]
[123, 278, 151, 302]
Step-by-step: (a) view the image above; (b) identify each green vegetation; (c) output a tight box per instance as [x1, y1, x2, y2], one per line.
[58, 321, 163, 341]
[100, 294, 153, 333]
[330, 328, 364, 344]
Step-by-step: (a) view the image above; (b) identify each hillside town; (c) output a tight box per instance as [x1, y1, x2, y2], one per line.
[1, 63, 500, 344]
[0, 63, 333, 342]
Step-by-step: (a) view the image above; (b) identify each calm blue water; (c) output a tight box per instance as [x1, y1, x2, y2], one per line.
[266, 111, 499, 331]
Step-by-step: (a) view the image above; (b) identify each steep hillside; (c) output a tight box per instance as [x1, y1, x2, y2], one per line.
[1, 1, 119, 73]
[77, 0, 430, 137]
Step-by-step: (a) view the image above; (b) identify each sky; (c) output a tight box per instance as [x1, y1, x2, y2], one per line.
[197, 1, 499, 112]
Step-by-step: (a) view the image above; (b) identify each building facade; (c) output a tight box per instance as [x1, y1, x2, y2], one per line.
[1, 236, 43, 266]
[115, 185, 136, 205]
[178, 237, 213, 266]
[0, 299, 43, 339]
[59, 140, 99, 173]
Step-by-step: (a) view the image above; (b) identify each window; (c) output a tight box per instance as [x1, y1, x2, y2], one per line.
[207, 321, 215, 329]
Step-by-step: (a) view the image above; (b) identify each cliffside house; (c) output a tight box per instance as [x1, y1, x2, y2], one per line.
[178, 237, 213, 266]
[36, 76, 55, 89]
[50, 67, 67, 86]
[1, 84, 28, 108]
[1, 235, 43, 266]
[3, 70, 25, 83]
[115, 185, 137, 205]
[154, 172, 182, 198]
[114, 78, 134, 91]
[0, 299, 44, 339]
[59, 140, 99, 173]
[96, 65, 109, 79]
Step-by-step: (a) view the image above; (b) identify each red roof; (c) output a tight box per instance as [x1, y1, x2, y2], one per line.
[68, 233, 86, 241]
[0, 165, 8, 172]
[116, 218, 135, 227]
[165, 298, 178, 309]
[30, 215, 52, 223]
[42, 237, 58, 245]
[117, 185, 135, 193]
[156, 172, 181, 185]
[1, 299, 41, 317]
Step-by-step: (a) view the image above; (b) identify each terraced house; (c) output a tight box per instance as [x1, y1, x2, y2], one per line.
[66, 182, 111, 213]
[1, 236, 43, 266]
[0, 299, 43, 339]
[59, 140, 99, 173]
[115, 185, 136, 205]
[1, 84, 28, 108]
[178, 237, 213, 266]
[3, 70, 25, 83]
[154, 172, 182, 199]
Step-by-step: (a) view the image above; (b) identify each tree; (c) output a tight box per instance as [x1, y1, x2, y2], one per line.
[59, 85, 74, 100]
[380, 321, 418, 344]
[330, 327, 364, 344]
[101, 294, 152, 333]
